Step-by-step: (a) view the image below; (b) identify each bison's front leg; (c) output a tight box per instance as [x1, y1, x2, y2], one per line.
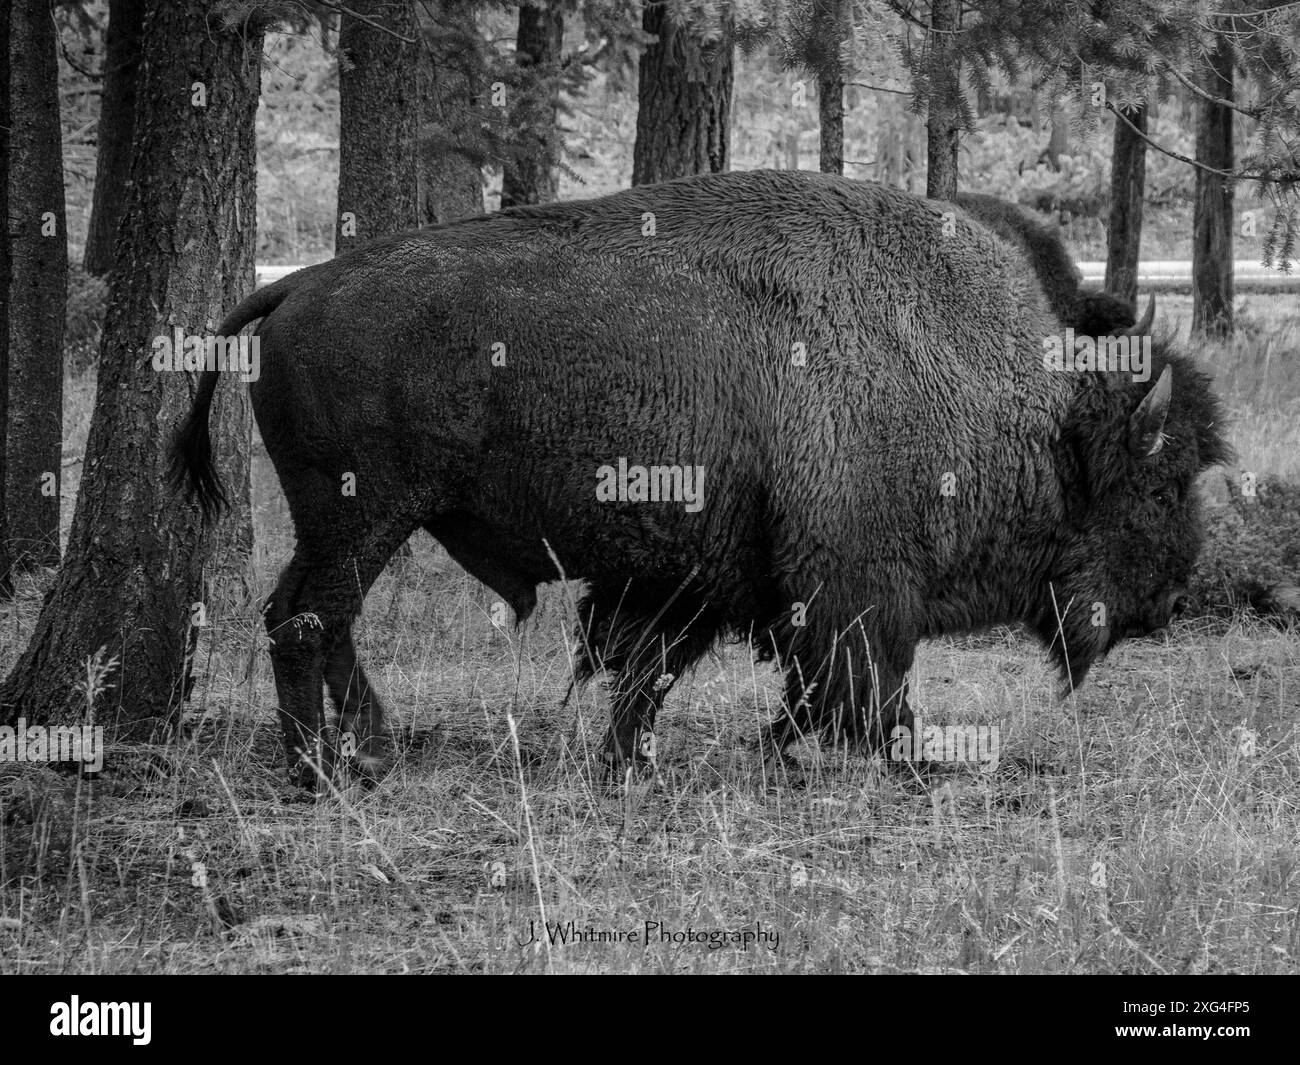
[765, 626, 918, 767]
[602, 671, 666, 777]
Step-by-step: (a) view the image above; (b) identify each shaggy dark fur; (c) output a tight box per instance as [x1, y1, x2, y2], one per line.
[172, 170, 1229, 787]
[955, 192, 1137, 336]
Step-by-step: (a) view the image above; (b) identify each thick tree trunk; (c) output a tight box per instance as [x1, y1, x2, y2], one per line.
[0, 0, 12, 597]
[632, 2, 733, 186]
[5, 0, 67, 571]
[84, 0, 145, 277]
[818, 68, 844, 175]
[813, 0, 846, 176]
[925, 0, 961, 200]
[336, 0, 419, 252]
[1192, 37, 1234, 338]
[501, 2, 565, 208]
[0, 1, 264, 733]
[1105, 104, 1147, 306]
[416, 0, 484, 224]
[338, 1, 420, 560]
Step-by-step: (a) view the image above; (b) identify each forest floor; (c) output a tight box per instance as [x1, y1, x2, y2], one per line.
[1, 295, 1296, 974]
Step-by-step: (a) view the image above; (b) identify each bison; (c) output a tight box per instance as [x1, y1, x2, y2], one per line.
[172, 169, 1228, 788]
[954, 192, 1140, 337]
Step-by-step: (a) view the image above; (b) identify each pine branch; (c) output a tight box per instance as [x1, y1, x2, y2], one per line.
[1153, 47, 1269, 119]
[1106, 100, 1299, 185]
[313, 0, 416, 43]
[849, 80, 910, 94]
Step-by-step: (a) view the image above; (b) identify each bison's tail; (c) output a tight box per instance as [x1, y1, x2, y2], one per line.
[169, 278, 295, 523]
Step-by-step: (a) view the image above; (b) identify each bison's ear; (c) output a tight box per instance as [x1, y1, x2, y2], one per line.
[1129, 364, 1172, 458]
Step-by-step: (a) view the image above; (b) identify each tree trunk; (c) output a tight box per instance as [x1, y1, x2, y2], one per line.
[501, 2, 564, 208]
[786, 130, 802, 170]
[813, 0, 846, 176]
[925, 0, 961, 200]
[0, 0, 13, 597]
[416, 0, 484, 224]
[0, 0, 264, 733]
[632, 2, 733, 186]
[5, 0, 67, 572]
[1105, 104, 1147, 306]
[1045, 101, 1070, 170]
[1192, 36, 1234, 338]
[818, 68, 844, 175]
[84, 0, 145, 277]
[336, 0, 419, 252]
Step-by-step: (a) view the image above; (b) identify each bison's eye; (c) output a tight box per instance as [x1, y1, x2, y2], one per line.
[1151, 482, 1179, 508]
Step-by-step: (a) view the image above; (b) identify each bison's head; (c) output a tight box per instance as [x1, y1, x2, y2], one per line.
[1038, 342, 1230, 688]
[1072, 289, 1138, 337]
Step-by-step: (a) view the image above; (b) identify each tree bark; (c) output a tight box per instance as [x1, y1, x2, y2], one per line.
[1045, 101, 1070, 170]
[0, 0, 13, 597]
[84, 0, 145, 277]
[1105, 104, 1147, 306]
[5, 0, 67, 572]
[818, 68, 844, 175]
[501, 2, 565, 208]
[812, 0, 846, 176]
[336, 0, 419, 252]
[416, 0, 484, 224]
[1192, 36, 1234, 338]
[0, 0, 264, 733]
[632, 2, 733, 186]
[925, 0, 961, 200]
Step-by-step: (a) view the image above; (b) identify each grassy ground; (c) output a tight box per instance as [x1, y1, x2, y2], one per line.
[1, 296, 1297, 974]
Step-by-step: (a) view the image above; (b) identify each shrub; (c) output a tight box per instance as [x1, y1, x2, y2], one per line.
[1193, 468, 1300, 618]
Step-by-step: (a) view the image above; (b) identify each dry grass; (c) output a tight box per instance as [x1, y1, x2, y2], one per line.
[1, 295, 1297, 974]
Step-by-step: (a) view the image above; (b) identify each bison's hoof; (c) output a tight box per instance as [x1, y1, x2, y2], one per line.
[600, 752, 654, 787]
[349, 747, 392, 789]
[761, 748, 812, 788]
[288, 761, 320, 792]
[287, 748, 335, 794]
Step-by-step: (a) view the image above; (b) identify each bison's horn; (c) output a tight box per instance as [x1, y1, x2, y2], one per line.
[1129, 364, 1172, 457]
[1124, 293, 1156, 337]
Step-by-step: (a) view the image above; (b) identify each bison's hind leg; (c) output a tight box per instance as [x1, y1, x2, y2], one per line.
[266, 517, 418, 791]
[324, 630, 390, 785]
[265, 554, 330, 790]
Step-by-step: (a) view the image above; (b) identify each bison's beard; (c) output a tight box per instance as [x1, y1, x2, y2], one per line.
[1031, 582, 1113, 694]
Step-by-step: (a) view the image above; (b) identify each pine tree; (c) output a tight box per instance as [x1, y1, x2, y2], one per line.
[1192, 30, 1235, 337]
[0, 1, 266, 730]
[4, 0, 67, 573]
[1106, 104, 1147, 304]
[416, 0, 487, 224]
[632, 1, 734, 185]
[502, 2, 566, 206]
[84, 0, 146, 277]
[335, 0, 420, 251]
